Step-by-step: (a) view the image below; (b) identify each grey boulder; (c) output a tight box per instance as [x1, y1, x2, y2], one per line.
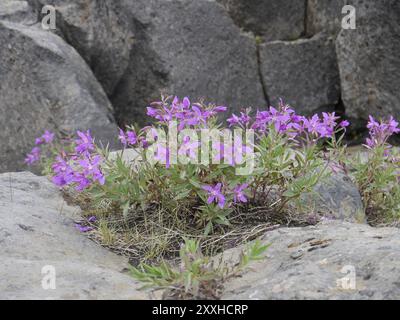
[306, 0, 347, 36]
[301, 172, 366, 223]
[336, 0, 400, 128]
[112, 0, 266, 126]
[0, 0, 37, 25]
[217, 0, 305, 41]
[260, 33, 341, 115]
[30, 0, 134, 96]
[0, 21, 118, 173]
[223, 221, 400, 300]
[0, 172, 147, 300]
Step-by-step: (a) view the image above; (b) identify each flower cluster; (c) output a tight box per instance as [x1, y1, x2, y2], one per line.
[25, 130, 55, 165]
[75, 216, 97, 233]
[118, 129, 137, 147]
[50, 131, 105, 191]
[202, 182, 249, 209]
[147, 96, 227, 130]
[365, 116, 400, 149]
[228, 100, 349, 141]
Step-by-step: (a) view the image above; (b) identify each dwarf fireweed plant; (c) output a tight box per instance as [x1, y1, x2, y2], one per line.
[27, 96, 400, 297]
[26, 97, 349, 261]
[351, 116, 400, 224]
[26, 95, 399, 267]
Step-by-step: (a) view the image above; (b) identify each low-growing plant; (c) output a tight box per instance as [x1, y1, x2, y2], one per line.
[26, 96, 351, 259]
[130, 238, 269, 299]
[350, 116, 400, 224]
[26, 95, 400, 273]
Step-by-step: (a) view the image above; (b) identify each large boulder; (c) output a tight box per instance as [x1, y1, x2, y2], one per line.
[112, 0, 266, 126]
[0, 172, 147, 300]
[260, 33, 341, 115]
[30, 0, 134, 96]
[336, 0, 400, 128]
[223, 221, 400, 299]
[0, 21, 118, 173]
[0, 0, 37, 25]
[306, 0, 347, 36]
[217, 0, 305, 41]
[301, 172, 366, 223]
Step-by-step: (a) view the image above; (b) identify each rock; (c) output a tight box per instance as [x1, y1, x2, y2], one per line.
[0, 21, 118, 173]
[112, 0, 266, 126]
[336, 0, 400, 128]
[0, 0, 37, 25]
[306, 0, 347, 36]
[260, 33, 341, 115]
[217, 0, 305, 41]
[31, 0, 134, 96]
[0, 172, 148, 300]
[223, 221, 400, 299]
[301, 172, 366, 223]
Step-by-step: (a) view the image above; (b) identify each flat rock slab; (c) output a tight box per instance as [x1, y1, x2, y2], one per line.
[0, 172, 148, 300]
[223, 221, 400, 300]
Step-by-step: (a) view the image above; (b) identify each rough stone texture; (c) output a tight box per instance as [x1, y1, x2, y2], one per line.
[260, 33, 341, 115]
[336, 0, 400, 128]
[301, 172, 366, 223]
[307, 0, 347, 36]
[0, 172, 148, 300]
[0, 0, 37, 25]
[112, 0, 266, 126]
[0, 21, 118, 173]
[217, 0, 305, 41]
[223, 221, 400, 300]
[30, 0, 134, 96]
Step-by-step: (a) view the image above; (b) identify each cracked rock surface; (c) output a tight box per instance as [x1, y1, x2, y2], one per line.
[0, 172, 147, 300]
[223, 221, 400, 300]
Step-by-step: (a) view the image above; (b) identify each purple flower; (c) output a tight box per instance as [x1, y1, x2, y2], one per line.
[178, 136, 200, 160]
[146, 96, 225, 130]
[118, 128, 127, 146]
[42, 130, 55, 143]
[339, 120, 350, 128]
[154, 144, 171, 168]
[126, 131, 137, 145]
[25, 147, 41, 165]
[52, 156, 74, 187]
[88, 216, 97, 223]
[147, 107, 159, 118]
[214, 106, 227, 113]
[202, 183, 225, 209]
[75, 130, 94, 154]
[78, 155, 105, 186]
[365, 115, 400, 149]
[233, 183, 249, 203]
[183, 97, 191, 109]
[75, 224, 93, 233]
[73, 173, 92, 191]
[35, 130, 55, 145]
[118, 129, 137, 146]
[227, 114, 240, 127]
